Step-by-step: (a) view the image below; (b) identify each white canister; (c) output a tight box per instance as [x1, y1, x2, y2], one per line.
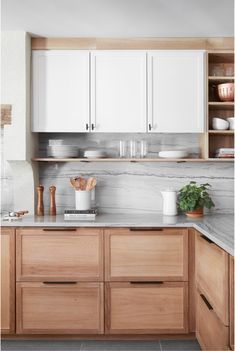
[75, 190, 91, 210]
[160, 189, 178, 216]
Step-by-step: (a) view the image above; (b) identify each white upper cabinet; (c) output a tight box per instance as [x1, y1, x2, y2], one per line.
[147, 50, 205, 133]
[91, 51, 147, 133]
[32, 50, 89, 132]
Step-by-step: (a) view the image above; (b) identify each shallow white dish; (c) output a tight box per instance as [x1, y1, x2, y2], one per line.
[158, 150, 189, 159]
[226, 117, 235, 130]
[84, 149, 107, 158]
[212, 117, 229, 130]
[47, 145, 78, 158]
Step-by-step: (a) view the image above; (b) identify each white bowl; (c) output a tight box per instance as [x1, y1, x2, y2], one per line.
[212, 118, 229, 130]
[158, 150, 189, 159]
[226, 117, 235, 130]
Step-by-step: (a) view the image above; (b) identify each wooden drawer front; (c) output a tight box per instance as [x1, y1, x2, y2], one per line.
[105, 282, 188, 334]
[1, 228, 15, 334]
[195, 233, 229, 325]
[196, 291, 229, 351]
[16, 282, 104, 334]
[16, 228, 103, 281]
[105, 228, 188, 281]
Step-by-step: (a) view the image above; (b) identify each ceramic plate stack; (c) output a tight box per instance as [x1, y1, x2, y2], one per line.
[83, 149, 107, 158]
[158, 150, 189, 159]
[47, 145, 79, 158]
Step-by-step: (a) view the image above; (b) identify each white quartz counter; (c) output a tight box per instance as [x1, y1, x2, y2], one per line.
[1, 213, 234, 256]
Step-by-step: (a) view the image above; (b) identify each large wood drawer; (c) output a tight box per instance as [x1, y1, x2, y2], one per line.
[195, 232, 229, 325]
[105, 282, 188, 334]
[1, 228, 15, 334]
[196, 291, 229, 351]
[16, 228, 103, 281]
[105, 228, 188, 281]
[16, 282, 104, 334]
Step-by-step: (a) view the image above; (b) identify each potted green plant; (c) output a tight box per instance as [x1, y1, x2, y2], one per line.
[178, 181, 215, 218]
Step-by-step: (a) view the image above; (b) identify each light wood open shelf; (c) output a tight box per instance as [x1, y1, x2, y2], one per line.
[208, 76, 234, 81]
[209, 130, 234, 135]
[32, 157, 234, 163]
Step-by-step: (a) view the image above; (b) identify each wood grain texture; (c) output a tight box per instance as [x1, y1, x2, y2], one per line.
[188, 229, 196, 332]
[1, 105, 12, 125]
[16, 228, 103, 281]
[1, 228, 15, 334]
[105, 282, 188, 334]
[16, 282, 104, 334]
[195, 232, 229, 325]
[196, 290, 229, 351]
[230, 256, 234, 351]
[31, 37, 234, 50]
[105, 228, 188, 281]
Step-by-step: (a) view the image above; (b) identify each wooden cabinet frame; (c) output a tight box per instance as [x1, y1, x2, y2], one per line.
[104, 228, 188, 282]
[1, 228, 15, 334]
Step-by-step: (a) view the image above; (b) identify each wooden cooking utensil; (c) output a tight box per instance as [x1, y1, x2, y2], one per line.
[70, 177, 79, 190]
[36, 185, 44, 216]
[49, 186, 56, 216]
[86, 177, 97, 191]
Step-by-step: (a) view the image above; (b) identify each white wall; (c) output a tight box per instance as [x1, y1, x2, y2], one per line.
[2, 0, 234, 37]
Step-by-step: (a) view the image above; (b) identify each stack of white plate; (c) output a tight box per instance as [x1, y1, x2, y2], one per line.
[158, 150, 189, 159]
[84, 149, 107, 158]
[47, 145, 78, 158]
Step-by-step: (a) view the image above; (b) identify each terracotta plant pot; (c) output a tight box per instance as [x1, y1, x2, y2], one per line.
[186, 208, 204, 218]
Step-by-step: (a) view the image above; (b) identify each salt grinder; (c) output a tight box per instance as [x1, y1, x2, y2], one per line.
[49, 185, 56, 216]
[36, 185, 44, 216]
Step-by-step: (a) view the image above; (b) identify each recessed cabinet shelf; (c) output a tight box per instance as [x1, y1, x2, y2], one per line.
[208, 130, 234, 135]
[208, 76, 234, 82]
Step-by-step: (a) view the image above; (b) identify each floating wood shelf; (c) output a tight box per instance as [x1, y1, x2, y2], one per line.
[31, 157, 234, 163]
[209, 130, 234, 135]
[208, 76, 234, 81]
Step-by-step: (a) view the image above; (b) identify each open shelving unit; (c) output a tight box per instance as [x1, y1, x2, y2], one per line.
[207, 51, 234, 160]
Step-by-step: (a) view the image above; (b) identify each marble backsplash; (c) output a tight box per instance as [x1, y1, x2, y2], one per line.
[38, 133, 234, 215]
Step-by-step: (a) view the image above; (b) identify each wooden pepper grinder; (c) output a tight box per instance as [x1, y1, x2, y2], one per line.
[49, 186, 56, 216]
[36, 185, 44, 216]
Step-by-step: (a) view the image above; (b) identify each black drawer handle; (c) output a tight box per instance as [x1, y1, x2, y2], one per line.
[130, 281, 163, 285]
[200, 294, 213, 310]
[43, 228, 77, 232]
[130, 228, 163, 231]
[200, 235, 213, 244]
[43, 281, 77, 285]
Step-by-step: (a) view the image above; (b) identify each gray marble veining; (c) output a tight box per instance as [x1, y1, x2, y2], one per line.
[2, 213, 234, 255]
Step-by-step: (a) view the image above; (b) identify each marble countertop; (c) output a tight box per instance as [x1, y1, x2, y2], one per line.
[1, 213, 234, 256]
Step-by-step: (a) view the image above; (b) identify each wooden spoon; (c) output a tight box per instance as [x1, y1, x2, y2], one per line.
[86, 177, 97, 191]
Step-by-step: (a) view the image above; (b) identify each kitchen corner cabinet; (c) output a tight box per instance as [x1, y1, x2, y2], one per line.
[32, 50, 89, 132]
[91, 51, 147, 132]
[1, 228, 15, 334]
[148, 50, 205, 133]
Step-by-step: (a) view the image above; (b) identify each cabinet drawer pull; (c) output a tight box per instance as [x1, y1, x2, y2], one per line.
[42, 228, 77, 232]
[130, 281, 163, 285]
[148, 123, 152, 131]
[200, 235, 213, 244]
[130, 228, 163, 232]
[200, 294, 213, 310]
[43, 281, 77, 285]
[85, 123, 89, 130]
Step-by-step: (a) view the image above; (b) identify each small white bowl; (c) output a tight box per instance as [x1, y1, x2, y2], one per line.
[212, 118, 229, 130]
[158, 150, 189, 159]
[226, 117, 235, 130]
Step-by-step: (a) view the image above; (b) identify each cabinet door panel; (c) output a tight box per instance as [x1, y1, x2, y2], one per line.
[106, 282, 188, 334]
[195, 232, 229, 325]
[16, 228, 103, 281]
[148, 50, 205, 133]
[1, 228, 15, 334]
[196, 291, 229, 351]
[16, 282, 104, 334]
[105, 228, 188, 281]
[91, 51, 147, 132]
[32, 50, 89, 132]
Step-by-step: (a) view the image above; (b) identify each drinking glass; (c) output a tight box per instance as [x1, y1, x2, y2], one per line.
[130, 140, 137, 158]
[119, 140, 127, 158]
[140, 140, 148, 158]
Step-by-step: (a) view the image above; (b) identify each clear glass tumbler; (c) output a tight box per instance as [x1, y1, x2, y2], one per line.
[140, 140, 148, 158]
[130, 140, 137, 158]
[119, 140, 127, 158]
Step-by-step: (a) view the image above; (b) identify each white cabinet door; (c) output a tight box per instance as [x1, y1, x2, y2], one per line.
[91, 51, 147, 133]
[148, 50, 205, 133]
[32, 50, 89, 132]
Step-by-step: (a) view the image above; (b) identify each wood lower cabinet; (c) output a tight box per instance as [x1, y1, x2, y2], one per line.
[195, 232, 229, 325]
[105, 282, 188, 334]
[196, 291, 229, 351]
[230, 256, 234, 351]
[16, 282, 104, 334]
[16, 228, 103, 281]
[105, 228, 188, 281]
[1, 228, 15, 334]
